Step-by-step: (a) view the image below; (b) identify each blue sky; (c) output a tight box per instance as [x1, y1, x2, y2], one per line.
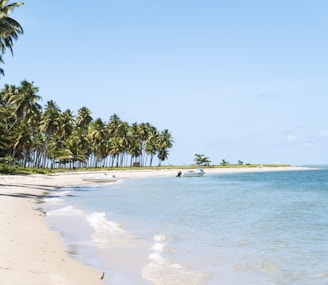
[3, 0, 328, 165]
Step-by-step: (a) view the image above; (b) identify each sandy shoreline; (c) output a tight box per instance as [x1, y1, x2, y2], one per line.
[0, 174, 106, 285]
[0, 166, 310, 284]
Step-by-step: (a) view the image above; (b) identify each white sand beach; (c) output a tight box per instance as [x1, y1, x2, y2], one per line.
[0, 166, 308, 284]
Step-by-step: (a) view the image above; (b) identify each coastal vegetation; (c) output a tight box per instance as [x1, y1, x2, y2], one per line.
[0, 163, 292, 175]
[194, 153, 211, 166]
[0, 80, 174, 170]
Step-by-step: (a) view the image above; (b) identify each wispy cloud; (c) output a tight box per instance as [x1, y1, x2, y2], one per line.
[317, 130, 328, 138]
[287, 135, 298, 142]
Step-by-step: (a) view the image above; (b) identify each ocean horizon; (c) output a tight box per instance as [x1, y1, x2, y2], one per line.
[42, 166, 328, 285]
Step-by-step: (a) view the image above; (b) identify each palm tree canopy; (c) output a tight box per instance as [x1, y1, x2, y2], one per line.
[0, 0, 24, 75]
[0, 1, 24, 53]
[9, 80, 42, 122]
[76, 106, 92, 129]
[40, 100, 61, 137]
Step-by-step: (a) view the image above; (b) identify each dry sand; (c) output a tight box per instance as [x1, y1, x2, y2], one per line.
[0, 166, 309, 284]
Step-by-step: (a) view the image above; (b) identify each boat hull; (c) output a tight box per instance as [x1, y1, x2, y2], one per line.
[183, 171, 205, 177]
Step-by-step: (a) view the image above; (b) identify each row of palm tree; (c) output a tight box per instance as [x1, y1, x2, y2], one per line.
[0, 80, 174, 169]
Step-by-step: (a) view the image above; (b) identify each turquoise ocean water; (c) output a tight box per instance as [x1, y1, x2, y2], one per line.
[43, 167, 328, 285]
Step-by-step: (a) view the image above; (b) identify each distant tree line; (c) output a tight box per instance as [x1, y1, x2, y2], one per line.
[194, 154, 247, 167]
[0, 81, 174, 169]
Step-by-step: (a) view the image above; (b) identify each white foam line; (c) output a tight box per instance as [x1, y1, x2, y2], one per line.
[143, 233, 207, 284]
[43, 197, 64, 204]
[53, 190, 72, 196]
[47, 205, 84, 217]
[86, 212, 131, 244]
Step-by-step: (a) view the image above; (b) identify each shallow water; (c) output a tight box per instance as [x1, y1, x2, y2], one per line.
[43, 168, 328, 285]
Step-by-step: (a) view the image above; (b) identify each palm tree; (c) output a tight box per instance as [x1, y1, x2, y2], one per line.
[30, 131, 44, 167]
[0, 0, 24, 75]
[66, 129, 90, 169]
[127, 122, 142, 166]
[76, 106, 92, 130]
[1, 83, 18, 103]
[108, 136, 121, 167]
[42, 109, 74, 168]
[75, 107, 92, 167]
[137, 122, 153, 166]
[158, 129, 174, 149]
[0, 106, 10, 156]
[89, 118, 108, 167]
[10, 119, 32, 165]
[0, 85, 15, 156]
[145, 126, 159, 166]
[38, 100, 61, 167]
[157, 148, 169, 166]
[58, 109, 74, 140]
[9, 81, 42, 126]
[107, 113, 122, 137]
[46, 134, 65, 168]
[107, 114, 131, 167]
[157, 129, 174, 166]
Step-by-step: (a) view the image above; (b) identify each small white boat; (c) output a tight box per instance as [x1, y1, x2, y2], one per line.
[183, 169, 205, 177]
[82, 173, 117, 183]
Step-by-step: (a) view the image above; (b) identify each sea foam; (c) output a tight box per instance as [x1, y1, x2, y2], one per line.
[86, 212, 129, 244]
[46, 205, 84, 217]
[43, 197, 64, 204]
[53, 190, 72, 196]
[143, 233, 207, 285]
